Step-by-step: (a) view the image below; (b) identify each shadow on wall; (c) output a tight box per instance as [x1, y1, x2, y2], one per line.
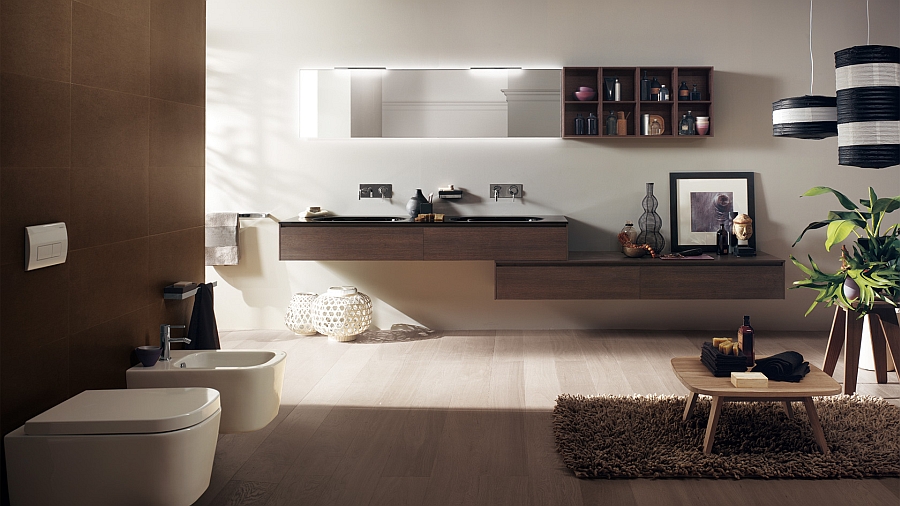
[211, 223, 293, 308]
[714, 71, 780, 149]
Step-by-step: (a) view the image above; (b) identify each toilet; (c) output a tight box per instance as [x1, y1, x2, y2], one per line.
[4, 387, 221, 506]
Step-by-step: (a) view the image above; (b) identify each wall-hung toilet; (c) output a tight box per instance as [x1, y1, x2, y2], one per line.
[4, 387, 221, 506]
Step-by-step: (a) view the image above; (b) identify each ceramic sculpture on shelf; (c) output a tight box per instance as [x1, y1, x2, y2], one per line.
[284, 292, 318, 335]
[312, 286, 373, 342]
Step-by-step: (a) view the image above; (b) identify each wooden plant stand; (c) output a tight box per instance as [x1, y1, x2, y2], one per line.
[822, 303, 900, 395]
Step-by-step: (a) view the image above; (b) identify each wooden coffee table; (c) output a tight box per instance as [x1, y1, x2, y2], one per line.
[671, 357, 842, 454]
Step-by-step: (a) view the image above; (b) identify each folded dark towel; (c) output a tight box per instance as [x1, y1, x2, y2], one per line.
[751, 351, 810, 382]
[700, 342, 748, 376]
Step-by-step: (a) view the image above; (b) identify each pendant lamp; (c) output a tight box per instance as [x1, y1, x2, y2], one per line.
[772, 1, 837, 139]
[834, 44, 900, 168]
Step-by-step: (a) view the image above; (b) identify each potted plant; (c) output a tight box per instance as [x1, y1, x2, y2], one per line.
[791, 186, 900, 315]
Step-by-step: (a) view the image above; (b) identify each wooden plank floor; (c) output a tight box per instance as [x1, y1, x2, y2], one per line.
[193, 329, 900, 506]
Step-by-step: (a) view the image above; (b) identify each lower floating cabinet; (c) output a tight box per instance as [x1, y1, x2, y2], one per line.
[495, 251, 784, 300]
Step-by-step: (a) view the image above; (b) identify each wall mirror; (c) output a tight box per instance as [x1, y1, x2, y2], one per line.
[299, 68, 561, 138]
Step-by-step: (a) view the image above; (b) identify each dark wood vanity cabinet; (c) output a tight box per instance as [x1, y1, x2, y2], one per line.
[279, 219, 569, 262]
[279, 226, 424, 260]
[423, 227, 568, 261]
[495, 252, 784, 300]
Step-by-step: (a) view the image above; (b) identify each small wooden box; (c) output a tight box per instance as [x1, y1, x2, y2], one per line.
[731, 372, 768, 388]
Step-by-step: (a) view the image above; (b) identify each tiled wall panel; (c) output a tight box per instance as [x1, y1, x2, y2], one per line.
[0, 2, 205, 501]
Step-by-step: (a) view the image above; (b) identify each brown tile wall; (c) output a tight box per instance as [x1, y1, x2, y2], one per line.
[0, 1, 206, 501]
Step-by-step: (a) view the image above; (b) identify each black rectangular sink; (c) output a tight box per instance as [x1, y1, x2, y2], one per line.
[444, 216, 544, 222]
[310, 216, 409, 222]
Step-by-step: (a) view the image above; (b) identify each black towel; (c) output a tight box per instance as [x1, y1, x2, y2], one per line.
[752, 351, 809, 382]
[186, 283, 221, 350]
[700, 342, 748, 377]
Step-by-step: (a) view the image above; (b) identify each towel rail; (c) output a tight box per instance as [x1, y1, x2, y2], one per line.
[238, 213, 269, 219]
[163, 281, 218, 300]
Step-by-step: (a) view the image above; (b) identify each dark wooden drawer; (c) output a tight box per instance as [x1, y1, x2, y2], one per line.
[496, 265, 640, 299]
[424, 227, 568, 261]
[640, 265, 784, 299]
[279, 227, 423, 260]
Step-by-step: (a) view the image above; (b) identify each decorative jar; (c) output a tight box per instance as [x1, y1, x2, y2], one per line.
[285, 292, 318, 335]
[312, 286, 373, 342]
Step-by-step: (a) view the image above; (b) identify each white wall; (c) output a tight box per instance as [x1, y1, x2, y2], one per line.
[206, 0, 900, 331]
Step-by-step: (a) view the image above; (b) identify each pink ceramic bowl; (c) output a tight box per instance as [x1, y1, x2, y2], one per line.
[574, 90, 596, 101]
[578, 86, 594, 92]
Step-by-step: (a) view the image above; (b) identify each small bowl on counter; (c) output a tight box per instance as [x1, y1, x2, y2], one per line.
[623, 246, 648, 258]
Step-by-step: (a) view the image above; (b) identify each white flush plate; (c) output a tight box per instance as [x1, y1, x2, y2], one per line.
[25, 222, 67, 271]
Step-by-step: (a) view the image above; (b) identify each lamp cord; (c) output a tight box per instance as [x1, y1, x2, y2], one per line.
[866, 0, 870, 45]
[809, 0, 814, 95]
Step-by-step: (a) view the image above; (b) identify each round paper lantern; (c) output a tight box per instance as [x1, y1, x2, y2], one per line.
[772, 95, 837, 139]
[285, 292, 318, 335]
[835, 45, 900, 168]
[312, 286, 372, 342]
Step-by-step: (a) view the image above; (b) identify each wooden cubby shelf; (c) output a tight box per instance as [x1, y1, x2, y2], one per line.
[562, 66, 714, 139]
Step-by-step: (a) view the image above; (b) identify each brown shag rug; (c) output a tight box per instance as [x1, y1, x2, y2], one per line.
[553, 394, 900, 479]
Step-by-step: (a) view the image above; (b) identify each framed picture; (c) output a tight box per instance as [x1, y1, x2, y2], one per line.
[669, 172, 756, 252]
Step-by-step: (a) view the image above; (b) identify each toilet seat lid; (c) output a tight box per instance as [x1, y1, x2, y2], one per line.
[24, 388, 220, 435]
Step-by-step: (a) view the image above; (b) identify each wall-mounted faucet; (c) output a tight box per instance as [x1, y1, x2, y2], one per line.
[159, 324, 189, 361]
[490, 184, 523, 202]
[359, 184, 392, 200]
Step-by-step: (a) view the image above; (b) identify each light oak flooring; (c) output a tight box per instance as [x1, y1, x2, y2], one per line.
[193, 329, 900, 506]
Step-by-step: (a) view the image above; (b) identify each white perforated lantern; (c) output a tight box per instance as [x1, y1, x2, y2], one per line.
[312, 286, 373, 342]
[285, 292, 318, 335]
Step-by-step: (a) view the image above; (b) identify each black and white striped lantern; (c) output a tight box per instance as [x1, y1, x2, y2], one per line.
[835, 45, 900, 169]
[772, 95, 837, 139]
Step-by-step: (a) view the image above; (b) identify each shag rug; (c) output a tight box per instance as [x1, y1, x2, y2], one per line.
[553, 394, 900, 479]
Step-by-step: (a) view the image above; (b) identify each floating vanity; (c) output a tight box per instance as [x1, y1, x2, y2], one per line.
[279, 217, 784, 300]
[495, 251, 784, 300]
[279, 215, 570, 261]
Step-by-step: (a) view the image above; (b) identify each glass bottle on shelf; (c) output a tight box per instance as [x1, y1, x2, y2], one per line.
[658, 84, 670, 101]
[574, 114, 585, 135]
[614, 78, 621, 101]
[587, 113, 598, 135]
[649, 118, 662, 135]
[716, 224, 729, 255]
[650, 77, 661, 100]
[679, 81, 690, 100]
[679, 111, 696, 135]
[619, 221, 638, 252]
[605, 110, 617, 135]
[640, 71, 650, 101]
[690, 83, 702, 101]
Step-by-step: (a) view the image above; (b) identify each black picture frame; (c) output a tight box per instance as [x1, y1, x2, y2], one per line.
[669, 172, 756, 252]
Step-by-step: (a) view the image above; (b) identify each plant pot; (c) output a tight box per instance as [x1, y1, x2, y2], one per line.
[843, 277, 860, 304]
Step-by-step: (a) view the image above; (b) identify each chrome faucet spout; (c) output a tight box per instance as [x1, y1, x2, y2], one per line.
[159, 324, 188, 361]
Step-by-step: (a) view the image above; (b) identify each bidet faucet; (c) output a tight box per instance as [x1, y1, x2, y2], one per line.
[160, 324, 189, 361]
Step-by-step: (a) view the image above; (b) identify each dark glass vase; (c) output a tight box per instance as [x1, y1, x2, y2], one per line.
[636, 183, 665, 253]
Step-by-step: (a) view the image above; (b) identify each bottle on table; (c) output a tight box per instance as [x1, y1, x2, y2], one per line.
[738, 315, 754, 366]
[716, 224, 729, 255]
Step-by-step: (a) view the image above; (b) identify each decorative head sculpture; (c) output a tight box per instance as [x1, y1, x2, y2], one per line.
[733, 213, 753, 241]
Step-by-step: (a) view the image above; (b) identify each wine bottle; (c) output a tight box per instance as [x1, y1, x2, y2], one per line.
[716, 224, 729, 255]
[738, 315, 754, 366]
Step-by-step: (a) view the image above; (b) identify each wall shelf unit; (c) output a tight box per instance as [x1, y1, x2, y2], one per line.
[562, 66, 714, 139]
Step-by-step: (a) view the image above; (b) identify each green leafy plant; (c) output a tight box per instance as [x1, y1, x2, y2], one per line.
[791, 186, 900, 315]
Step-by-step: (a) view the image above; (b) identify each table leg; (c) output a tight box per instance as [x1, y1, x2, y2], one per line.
[703, 396, 724, 454]
[823, 306, 846, 376]
[843, 311, 864, 395]
[782, 401, 794, 420]
[875, 307, 900, 385]
[802, 397, 830, 455]
[683, 391, 698, 421]
[869, 312, 889, 384]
